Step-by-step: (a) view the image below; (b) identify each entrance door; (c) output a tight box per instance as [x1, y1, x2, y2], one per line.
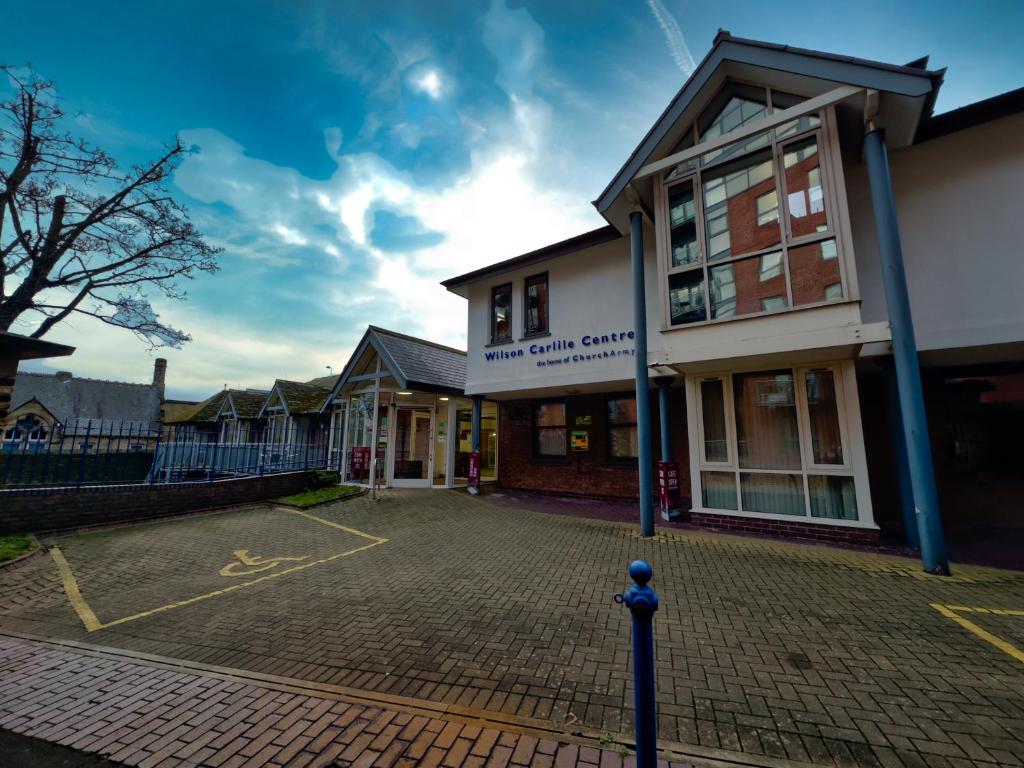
[391, 407, 432, 487]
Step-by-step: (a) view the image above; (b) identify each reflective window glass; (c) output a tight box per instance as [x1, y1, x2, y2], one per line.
[789, 239, 842, 306]
[524, 274, 548, 336]
[804, 369, 844, 464]
[710, 252, 787, 320]
[607, 397, 638, 459]
[740, 472, 806, 515]
[808, 475, 857, 519]
[533, 402, 566, 457]
[702, 471, 738, 509]
[700, 379, 728, 462]
[491, 284, 512, 343]
[668, 270, 706, 325]
[732, 370, 802, 470]
[783, 136, 828, 238]
[668, 183, 699, 267]
[702, 150, 781, 261]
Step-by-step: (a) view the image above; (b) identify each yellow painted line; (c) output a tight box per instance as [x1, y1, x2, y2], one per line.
[931, 603, 1024, 663]
[53, 510, 388, 633]
[50, 547, 102, 632]
[279, 507, 388, 543]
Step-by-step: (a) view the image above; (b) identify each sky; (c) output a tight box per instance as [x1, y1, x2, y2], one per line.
[5, 0, 1023, 400]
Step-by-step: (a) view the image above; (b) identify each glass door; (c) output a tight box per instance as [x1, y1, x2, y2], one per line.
[391, 406, 432, 487]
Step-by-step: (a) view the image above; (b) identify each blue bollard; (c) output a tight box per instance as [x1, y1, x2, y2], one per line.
[615, 559, 659, 767]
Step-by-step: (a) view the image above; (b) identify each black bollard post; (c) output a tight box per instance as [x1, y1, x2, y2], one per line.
[615, 559, 659, 767]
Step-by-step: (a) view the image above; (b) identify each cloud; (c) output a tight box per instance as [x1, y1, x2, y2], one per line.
[646, 0, 697, 76]
[411, 69, 443, 99]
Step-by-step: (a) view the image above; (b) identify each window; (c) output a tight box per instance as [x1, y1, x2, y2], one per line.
[660, 85, 845, 328]
[606, 397, 638, 459]
[490, 283, 512, 343]
[524, 273, 548, 336]
[533, 402, 566, 458]
[693, 365, 859, 522]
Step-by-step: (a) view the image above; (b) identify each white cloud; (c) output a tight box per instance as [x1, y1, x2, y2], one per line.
[646, 0, 697, 76]
[412, 69, 443, 99]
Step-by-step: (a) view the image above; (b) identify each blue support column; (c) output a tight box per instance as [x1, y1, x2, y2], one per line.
[471, 396, 482, 453]
[887, 364, 919, 550]
[630, 210, 654, 537]
[863, 129, 948, 575]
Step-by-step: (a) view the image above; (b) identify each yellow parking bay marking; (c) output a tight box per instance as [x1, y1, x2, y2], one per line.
[53, 508, 387, 632]
[219, 549, 309, 577]
[931, 603, 1024, 663]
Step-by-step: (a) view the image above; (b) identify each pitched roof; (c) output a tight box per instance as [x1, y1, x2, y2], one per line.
[173, 390, 229, 424]
[10, 372, 160, 431]
[305, 373, 340, 389]
[227, 390, 268, 419]
[323, 326, 467, 410]
[595, 30, 943, 217]
[270, 380, 332, 415]
[915, 85, 1024, 142]
[371, 327, 466, 392]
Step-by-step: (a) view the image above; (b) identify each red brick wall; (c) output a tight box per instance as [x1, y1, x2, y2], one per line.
[497, 388, 690, 502]
[689, 511, 881, 545]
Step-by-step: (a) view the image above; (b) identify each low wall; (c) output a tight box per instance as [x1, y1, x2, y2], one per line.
[0, 471, 326, 534]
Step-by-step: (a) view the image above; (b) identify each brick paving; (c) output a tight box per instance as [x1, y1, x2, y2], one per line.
[1, 490, 1023, 767]
[0, 635, 712, 767]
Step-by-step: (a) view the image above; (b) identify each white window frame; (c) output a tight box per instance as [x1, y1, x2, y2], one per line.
[685, 360, 875, 528]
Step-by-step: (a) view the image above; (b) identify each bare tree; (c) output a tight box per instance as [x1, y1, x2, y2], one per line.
[0, 65, 219, 348]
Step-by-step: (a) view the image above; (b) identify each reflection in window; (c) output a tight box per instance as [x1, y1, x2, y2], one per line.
[668, 270, 706, 325]
[699, 90, 769, 165]
[491, 283, 512, 343]
[533, 402, 566, 457]
[700, 379, 728, 462]
[788, 239, 842, 306]
[784, 137, 828, 238]
[669, 183, 699, 267]
[805, 369, 844, 464]
[703, 149, 780, 261]
[756, 191, 779, 226]
[607, 397, 638, 458]
[733, 370, 802, 470]
[710, 252, 787, 319]
[524, 273, 548, 336]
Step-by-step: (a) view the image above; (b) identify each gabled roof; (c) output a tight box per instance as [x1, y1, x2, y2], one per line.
[261, 380, 332, 417]
[226, 390, 268, 419]
[9, 371, 161, 430]
[595, 30, 944, 220]
[323, 326, 467, 410]
[173, 390, 230, 424]
[305, 373, 340, 389]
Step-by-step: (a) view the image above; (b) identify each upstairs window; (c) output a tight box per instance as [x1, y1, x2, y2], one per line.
[659, 85, 846, 328]
[524, 273, 549, 337]
[490, 283, 512, 343]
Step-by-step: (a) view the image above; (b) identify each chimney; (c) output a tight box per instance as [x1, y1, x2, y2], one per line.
[55, 371, 73, 382]
[153, 358, 167, 401]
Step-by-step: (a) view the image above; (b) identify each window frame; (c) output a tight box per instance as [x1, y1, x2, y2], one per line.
[489, 282, 513, 345]
[655, 88, 854, 331]
[688, 362, 870, 526]
[522, 272, 549, 339]
[605, 394, 639, 462]
[531, 400, 567, 461]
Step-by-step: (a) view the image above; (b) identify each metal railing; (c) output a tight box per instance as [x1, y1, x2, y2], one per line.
[0, 418, 333, 493]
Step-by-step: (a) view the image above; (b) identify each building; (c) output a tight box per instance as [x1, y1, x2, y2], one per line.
[2, 358, 169, 452]
[322, 325, 496, 489]
[443, 33, 1024, 558]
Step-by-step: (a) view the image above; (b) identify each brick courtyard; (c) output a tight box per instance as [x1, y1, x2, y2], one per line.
[1, 489, 1023, 767]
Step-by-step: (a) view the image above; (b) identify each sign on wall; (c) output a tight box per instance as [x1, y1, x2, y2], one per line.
[575, 415, 592, 426]
[482, 330, 636, 370]
[570, 431, 590, 451]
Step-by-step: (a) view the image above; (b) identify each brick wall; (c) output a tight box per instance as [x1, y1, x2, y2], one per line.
[689, 511, 881, 545]
[497, 388, 690, 501]
[0, 471, 325, 534]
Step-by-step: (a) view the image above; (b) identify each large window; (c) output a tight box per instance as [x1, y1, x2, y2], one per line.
[606, 396, 638, 459]
[694, 365, 859, 522]
[660, 85, 845, 327]
[533, 402, 566, 458]
[491, 283, 512, 344]
[524, 273, 549, 337]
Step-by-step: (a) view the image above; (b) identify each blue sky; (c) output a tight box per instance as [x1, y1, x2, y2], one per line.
[6, 0, 1022, 399]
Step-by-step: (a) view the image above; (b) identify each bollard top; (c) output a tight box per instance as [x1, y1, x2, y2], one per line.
[628, 559, 653, 586]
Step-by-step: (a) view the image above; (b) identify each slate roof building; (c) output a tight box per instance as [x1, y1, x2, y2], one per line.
[2, 359, 167, 451]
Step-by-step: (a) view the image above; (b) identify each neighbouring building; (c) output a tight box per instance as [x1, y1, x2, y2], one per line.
[2, 358, 170, 452]
[443, 32, 1024, 551]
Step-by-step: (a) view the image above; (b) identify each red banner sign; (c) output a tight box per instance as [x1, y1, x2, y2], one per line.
[657, 460, 681, 515]
[349, 446, 371, 474]
[468, 451, 481, 488]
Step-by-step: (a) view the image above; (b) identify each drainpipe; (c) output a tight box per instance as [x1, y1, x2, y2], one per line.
[471, 396, 482, 454]
[863, 127, 948, 575]
[628, 195, 654, 538]
[654, 377, 673, 462]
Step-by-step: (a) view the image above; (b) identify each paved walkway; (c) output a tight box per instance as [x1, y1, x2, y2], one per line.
[0, 635, 735, 768]
[2, 490, 1023, 767]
